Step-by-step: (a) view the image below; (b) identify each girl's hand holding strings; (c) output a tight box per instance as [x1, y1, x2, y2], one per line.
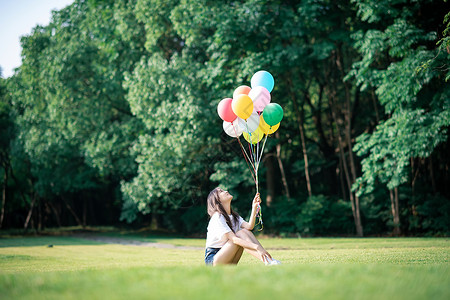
[252, 193, 261, 211]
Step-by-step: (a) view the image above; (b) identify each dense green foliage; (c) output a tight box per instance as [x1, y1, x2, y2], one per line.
[1, 0, 449, 236]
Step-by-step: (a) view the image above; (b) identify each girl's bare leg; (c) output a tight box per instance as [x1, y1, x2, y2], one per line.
[213, 240, 242, 265]
[214, 229, 270, 265]
[231, 246, 244, 264]
[239, 228, 265, 248]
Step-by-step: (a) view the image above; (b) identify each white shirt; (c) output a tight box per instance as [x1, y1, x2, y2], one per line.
[205, 212, 244, 248]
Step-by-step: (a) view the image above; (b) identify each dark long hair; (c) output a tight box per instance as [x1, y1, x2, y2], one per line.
[207, 187, 240, 233]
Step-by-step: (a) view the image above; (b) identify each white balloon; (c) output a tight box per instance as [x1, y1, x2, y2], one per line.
[238, 112, 260, 133]
[223, 120, 243, 137]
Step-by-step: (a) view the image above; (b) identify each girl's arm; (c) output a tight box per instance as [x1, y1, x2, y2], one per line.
[241, 193, 261, 230]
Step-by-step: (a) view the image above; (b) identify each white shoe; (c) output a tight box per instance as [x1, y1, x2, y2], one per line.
[265, 258, 282, 266]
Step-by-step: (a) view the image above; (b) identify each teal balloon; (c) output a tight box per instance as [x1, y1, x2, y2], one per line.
[262, 103, 283, 126]
[251, 70, 274, 92]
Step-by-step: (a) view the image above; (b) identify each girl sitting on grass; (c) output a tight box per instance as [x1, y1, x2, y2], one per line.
[205, 187, 281, 266]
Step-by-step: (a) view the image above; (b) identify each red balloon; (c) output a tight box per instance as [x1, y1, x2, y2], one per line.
[217, 98, 237, 122]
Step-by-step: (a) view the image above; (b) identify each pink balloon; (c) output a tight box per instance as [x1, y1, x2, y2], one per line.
[248, 86, 271, 112]
[217, 98, 237, 122]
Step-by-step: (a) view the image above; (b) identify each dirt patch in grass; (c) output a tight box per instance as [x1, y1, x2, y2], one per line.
[72, 233, 203, 250]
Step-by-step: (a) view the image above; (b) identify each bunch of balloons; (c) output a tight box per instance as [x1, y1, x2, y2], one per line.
[217, 70, 284, 230]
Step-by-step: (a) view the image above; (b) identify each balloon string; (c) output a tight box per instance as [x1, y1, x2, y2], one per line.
[250, 142, 256, 168]
[245, 121, 257, 167]
[256, 204, 263, 231]
[256, 132, 259, 167]
[240, 122, 257, 175]
[255, 124, 266, 230]
[233, 124, 257, 183]
[251, 135, 257, 166]
[255, 130, 261, 193]
[237, 137, 257, 183]
[256, 112, 262, 171]
[248, 141, 253, 166]
[232, 121, 253, 167]
[238, 133, 255, 171]
[256, 133, 269, 172]
[243, 119, 264, 231]
[240, 140, 256, 172]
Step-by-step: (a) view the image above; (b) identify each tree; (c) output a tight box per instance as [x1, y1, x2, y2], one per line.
[3, 0, 448, 236]
[124, 0, 370, 235]
[120, 0, 224, 229]
[350, 0, 450, 235]
[0, 75, 14, 228]
[6, 0, 146, 228]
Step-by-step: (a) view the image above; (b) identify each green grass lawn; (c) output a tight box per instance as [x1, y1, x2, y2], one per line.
[0, 235, 449, 300]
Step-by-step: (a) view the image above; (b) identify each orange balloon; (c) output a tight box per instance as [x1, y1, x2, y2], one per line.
[232, 94, 254, 119]
[259, 115, 280, 134]
[233, 85, 251, 99]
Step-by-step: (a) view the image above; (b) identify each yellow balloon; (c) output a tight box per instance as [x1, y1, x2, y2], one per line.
[259, 115, 280, 134]
[232, 94, 254, 120]
[243, 127, 264, 144]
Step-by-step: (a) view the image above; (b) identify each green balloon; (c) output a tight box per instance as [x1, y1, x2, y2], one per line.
[262, 103, 283, 126]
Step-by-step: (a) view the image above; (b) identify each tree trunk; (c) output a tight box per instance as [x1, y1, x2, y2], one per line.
[353, 194, 363, 236]
[343, 76, 363, 238]
[390, 188, 401, 236]
[264, 154, 276, 207]
[0, 168, 7, 229]
[24, 194, 37, 230]
[275, 133, 291, 199]
[371, 90, 380, 123]
[288, 78, 312, 196]
[429, 157, 436, 194]
[338, 154, 348, 202]
[48, 201, 62, 227]
[150, 213, 158, 230]
[338, 138, 362, 237]
[38, 198, 42, 231]
[328, 94, 363, 237]
[395, 187, 400, 233]
[410, 158, 422, 232]
[299, 106, 313, 197]
[88, 196, 96, 225]
[446, 163, 449, 197]
[333, 48, 364, 236]
[83, 197, 87, 227]
[304, 84, 334, 158]
[62, 196, 83, 227]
